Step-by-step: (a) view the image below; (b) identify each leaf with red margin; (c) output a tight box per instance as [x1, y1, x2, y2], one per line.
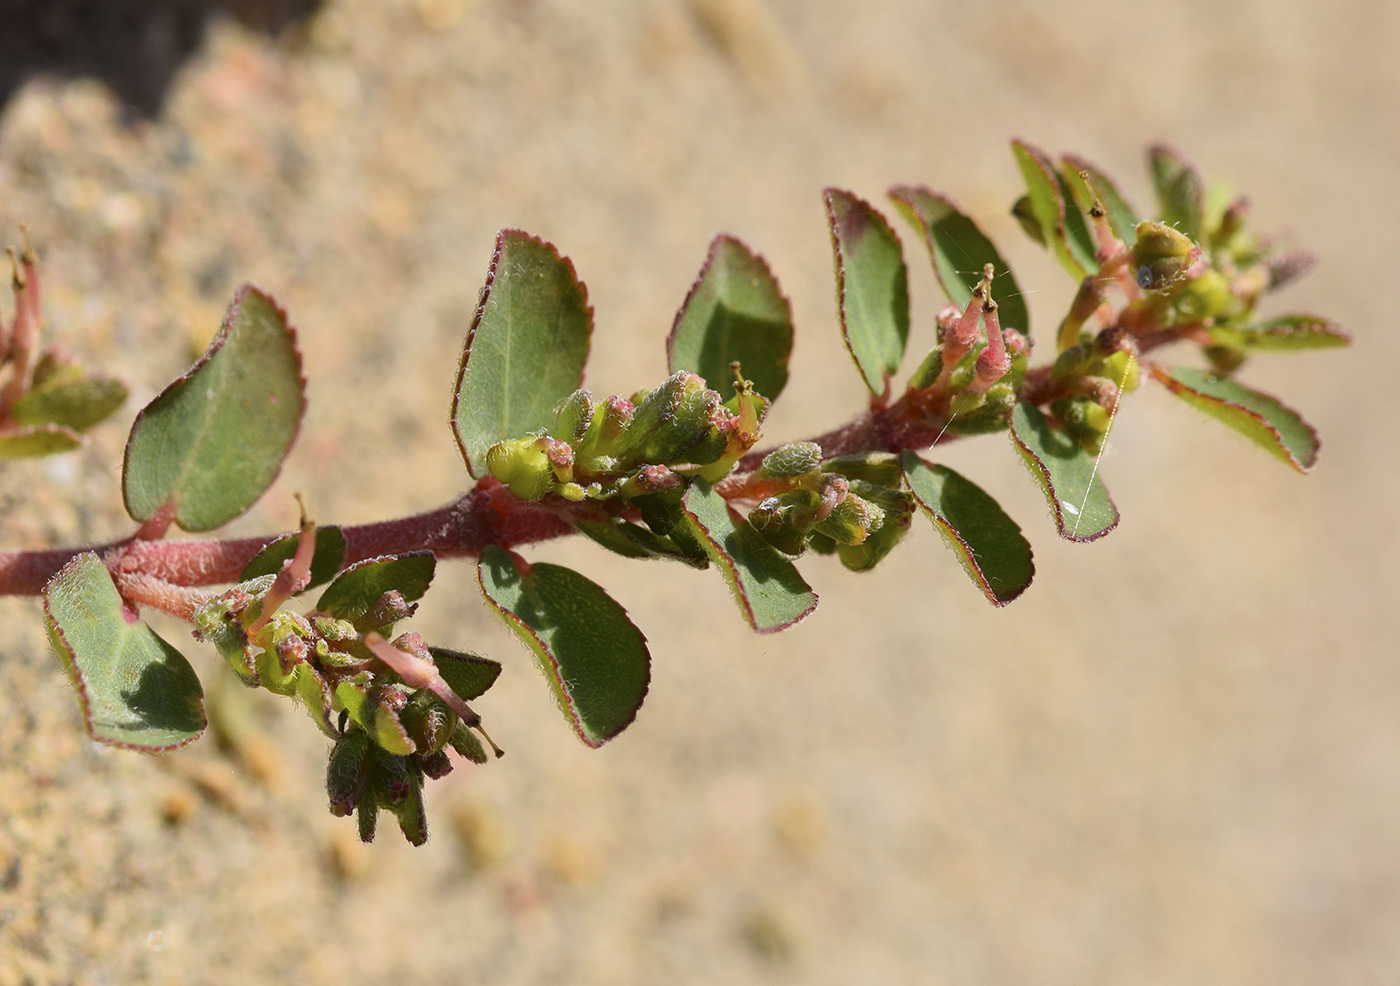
[680, 481, 817, 633]
[478, 546, 650, 748]
[901, 453, 1034, 606]
[1148, 143, 1205, 241]
[1205, 315, 1351, 352]
[122, 285, 306, 532]
[42, 553, 206, 751]
[824, 188, 910, 394]
[667, 234, 793, 402]
[1012, 138, 1094, 279]
[1149, 365, 1320, 472]
[1008, 402, 1120, 542]
[888, 184, 1029, 334]
[452, 230, 594, 478]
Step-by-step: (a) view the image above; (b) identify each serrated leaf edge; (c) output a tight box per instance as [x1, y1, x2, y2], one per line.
[1007, 404, 1121, 543]
[824, 186, 908, 395]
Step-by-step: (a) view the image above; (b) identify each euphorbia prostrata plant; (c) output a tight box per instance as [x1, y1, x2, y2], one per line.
[0, 142, 1348, 845]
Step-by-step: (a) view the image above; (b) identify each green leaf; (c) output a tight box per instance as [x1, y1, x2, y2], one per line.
[888, 185, 1029, 334]
[428, 646, 502, 702]
[316, 553, 436, 622]
[574, 517, 707, 568]
[1008, 402, 1119, 542]
[1205, 315, 1351, 352]
[452, 230, 594, 478]
[680, 481, 817, 633]
[1012, 139, 1091, 279]
[824, 188, 910, 394]
[42, 553, 205, 750]
[667, 234, 794, 402]
[901, 453, 1034, 605]
[1061, 154, 1139, 248]
[1148, 144, 1205, 241]
[478, 546, 650, 747]
[0, 424, 81, 458]
[1149, 365, 1319, 472]
[122, 285, 306, 533]
[240, 526, 347, 591]
[10, 370, 127, 432]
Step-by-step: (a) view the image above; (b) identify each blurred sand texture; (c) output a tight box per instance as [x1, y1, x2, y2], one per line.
[1, 1, 1398, 983]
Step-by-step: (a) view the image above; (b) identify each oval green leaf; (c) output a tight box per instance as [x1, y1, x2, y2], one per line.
[10, 371, 128, 432]
[1148, 144, 1205, 241]
[428, 646, 502, 702]
[888, 185, 1029, 334]
[0, 424, 81, 458]
[452, 230, 594, 477]
[667, 235, 794, 402]
[240, 525, 347, 591]
[901, 453, 1034, 606]
[680, 481, 817, 633]
[316, 552, 436, 622]
[1149, 365, 1319, 472]
[478, 546, 650, 748]
[1061, 153, 1140, 249]
[1205, 315, 1351, 352]
[122, 285, 306, 533]
[824, 188, 910, 394]
[1012, 139, 1093, 279]
[42, 553, 206, 750]
[1008, 402, 1119, 542]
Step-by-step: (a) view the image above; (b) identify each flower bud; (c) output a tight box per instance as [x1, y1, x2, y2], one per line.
[907, 345, 944, 390]
[373, 747, 413, 804]
[813, 493, 886, 546]
[326, 726, 371, 817]
[401, 690, 457, 755]
[1131, 221, 1201, 291]
[418, 750, 454, 780]
[553, 388, 594, 445]
[485, 436, 554, 501]
[748, 489, 822, 554]
[757, 441, 823, 480]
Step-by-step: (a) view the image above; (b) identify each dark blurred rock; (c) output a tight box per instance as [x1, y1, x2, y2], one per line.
[0, 0, 322, 118]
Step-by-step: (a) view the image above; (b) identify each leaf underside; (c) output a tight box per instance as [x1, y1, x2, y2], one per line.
[667, 234, 794, 402]
[428, 646, 502, 702]
[901, 453, 1034, 606]
[122, 285, 306, 532]
[0, 424, 82, 458]
[42, 553, 206, 750]
[888, 185, 1030, 334]
[452, 230, 594, 477]
[825, 187, 910, 393]
[478, 546, 650, 748]
[680, 482, 817, 633]
[1008, 402, 1119, 542]
[1150, 365, 1319, 472]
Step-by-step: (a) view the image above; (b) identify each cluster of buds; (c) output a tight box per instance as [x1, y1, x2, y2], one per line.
[745, 443, 914, 571]
[1047, 326, 1140, 454]
[191, 520, 500, 845]
[906, 264, 1031, 433]
[485, 367, 765, 502]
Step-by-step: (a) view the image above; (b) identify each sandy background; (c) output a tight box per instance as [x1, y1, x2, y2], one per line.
[1, 1, 1397, 983]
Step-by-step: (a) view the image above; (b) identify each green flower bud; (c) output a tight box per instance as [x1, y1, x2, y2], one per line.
[757, 441, 823, 480]
[553, 388, 595, 446]
[1131, 221, 1201, 291]
[485, 436, 554, 501]
[400, 691, 457, 755]
[1171, 268, 1236, 321]
[814, 493, 886, 546]
[373, 747, 413, 804]
[748, 489, 823, 554]
[326, 726, 371, 817]
[948, 391, 987, 416]
[356, 792, 379, 843]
